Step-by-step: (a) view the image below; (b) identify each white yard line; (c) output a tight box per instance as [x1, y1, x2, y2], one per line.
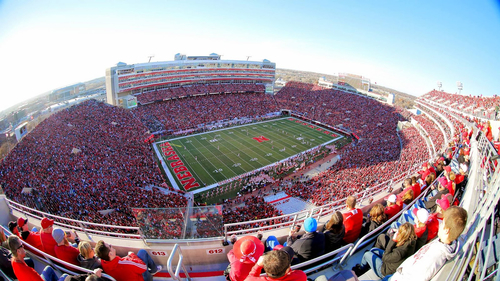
[176, 140, 218, 184]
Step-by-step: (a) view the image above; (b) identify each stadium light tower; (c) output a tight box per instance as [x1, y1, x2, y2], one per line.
[457, 81, 463, 95]
[437, 81, 442, 91]
[147, 55, 155, 63]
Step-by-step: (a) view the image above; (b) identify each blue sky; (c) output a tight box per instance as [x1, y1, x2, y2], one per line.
[0, 0, 499, 112]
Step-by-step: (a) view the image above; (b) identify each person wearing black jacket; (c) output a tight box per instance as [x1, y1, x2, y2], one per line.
[323, 211, 345, 253]
[360, 204, 388, 237]
[353, 222, 417, 278]
[287, 217, 325, 262]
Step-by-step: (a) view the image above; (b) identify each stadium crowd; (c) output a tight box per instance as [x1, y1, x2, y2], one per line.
[0, 81, 457, 236]
[422, 89, 500, 120]
[136, 83, 265, 104]
[0, 100, 187, 228]
[132, 92, 279, 133]
[0, 80, 487, 281]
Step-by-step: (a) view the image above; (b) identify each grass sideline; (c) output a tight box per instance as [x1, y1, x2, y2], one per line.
[154, 117, 344, 192]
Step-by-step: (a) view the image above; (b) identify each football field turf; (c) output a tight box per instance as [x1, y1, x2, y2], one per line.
[154, 117, 343, 193]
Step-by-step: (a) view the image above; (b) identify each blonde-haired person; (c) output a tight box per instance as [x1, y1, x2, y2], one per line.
[353, 222, 417, 278]
[77, 241, 101, 270]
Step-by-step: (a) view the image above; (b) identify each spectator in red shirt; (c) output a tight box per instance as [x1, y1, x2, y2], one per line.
[384, 194, 402, 219]
[227, 235, 265, 281]
[8, 235, 61, 281]
[40, 217, 58, 257]
[95, 240, 162, 281]
[16, 217, 43, 251]
[426, 196, 451, 241]
[53, 228, 80, 266]
[410, 176, 421, 199]
[342, 196, 364, 244]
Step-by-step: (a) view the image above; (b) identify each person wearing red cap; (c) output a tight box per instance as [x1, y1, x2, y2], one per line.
[426, 195, 451, 241]
[40, 217, 58, 257]
[417, 163, 430, 181]
[16, 217, 43, 251]
[424, 178, 450, 213]
[227, 236, 264, 281]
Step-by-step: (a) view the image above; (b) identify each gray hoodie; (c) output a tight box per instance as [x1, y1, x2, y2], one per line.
[390, 238, 459, 281]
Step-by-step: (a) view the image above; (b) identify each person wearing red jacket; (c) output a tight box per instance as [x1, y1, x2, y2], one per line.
[244, 248, 307, 281]
[95, 240, 162, 281]
[426, 196, 450, 241]
[227, 235, 264, 281]
[342, 196, 364, 244]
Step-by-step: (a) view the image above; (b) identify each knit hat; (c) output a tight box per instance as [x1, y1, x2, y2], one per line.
[279, 246, 295, 263]
[265, 236, 280, 252]
[436, 197, 450, 211]
[41, 217, 55, 229]
[8, 221, 18, 234]
[233, 236, 264, 264]
[412, 208, 429, 224]
[304, 218, 317, 232]
[52, 228, 65, 244]
[438, 177, 448, 187]
[444, 166, 452, 173]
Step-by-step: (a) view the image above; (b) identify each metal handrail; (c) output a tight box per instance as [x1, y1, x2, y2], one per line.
[0, 225, 116, 281]
[7, 199, 141, 238]
[338, 181, 434, 266]
[167, 244, 191, 281]
[7, 199, 139, 230]
[223, 165, 424, 238]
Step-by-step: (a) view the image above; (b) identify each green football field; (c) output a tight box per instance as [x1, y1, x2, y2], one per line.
[154, 117, 343, 193]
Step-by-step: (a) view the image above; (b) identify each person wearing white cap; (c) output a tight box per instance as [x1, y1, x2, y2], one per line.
[384, 194, 402, 219]
[412, 208, 429, 251]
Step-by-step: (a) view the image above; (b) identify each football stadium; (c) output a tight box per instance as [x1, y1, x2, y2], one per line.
[1, 1, 499, 280]
[0, 51, 499, 281]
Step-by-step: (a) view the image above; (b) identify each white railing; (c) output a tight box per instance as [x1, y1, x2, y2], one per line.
[6, 199, 141, 238]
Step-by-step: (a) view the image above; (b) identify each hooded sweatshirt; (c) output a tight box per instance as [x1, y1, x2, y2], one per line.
[390, 238, 459, 281]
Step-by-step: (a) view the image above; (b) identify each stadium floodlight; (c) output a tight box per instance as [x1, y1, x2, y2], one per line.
[457, 81, 463, 95]
[437, 81, 442, 91]
[147, 55, 155, 63]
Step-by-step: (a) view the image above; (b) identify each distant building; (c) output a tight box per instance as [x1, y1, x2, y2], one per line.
[105, 53, 276, 108]
[49, 83, 86, 102]
[318, 77, 333, 88]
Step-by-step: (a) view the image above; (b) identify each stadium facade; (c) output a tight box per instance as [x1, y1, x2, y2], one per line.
[105, 53, 276, 108]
